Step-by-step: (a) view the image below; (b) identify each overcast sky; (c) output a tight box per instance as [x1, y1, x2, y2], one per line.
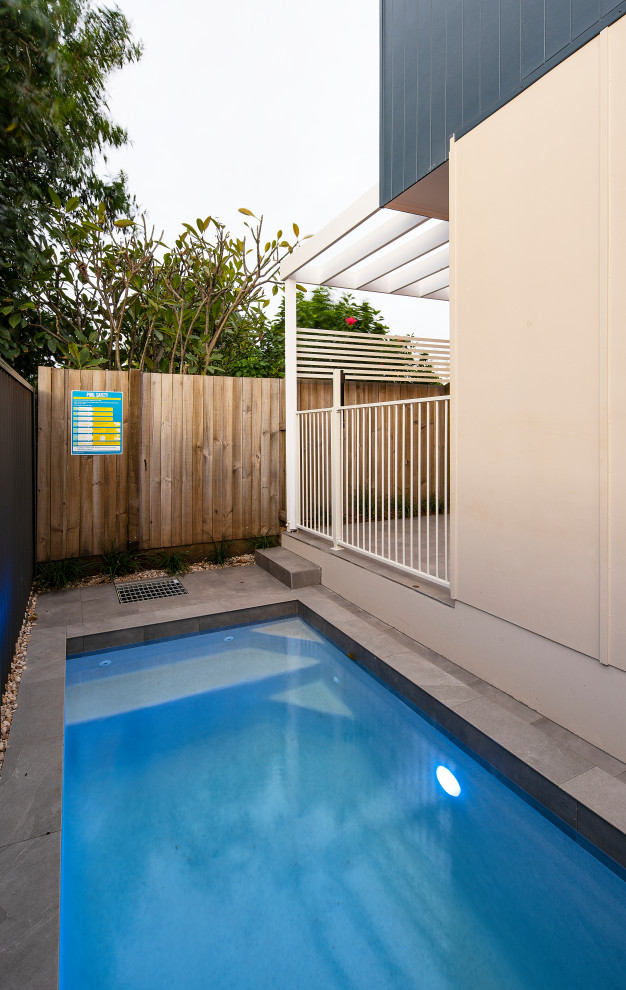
[103, 0, 449, 338]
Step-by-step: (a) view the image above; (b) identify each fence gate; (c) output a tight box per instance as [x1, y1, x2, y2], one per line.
[296, 371, 450, 588]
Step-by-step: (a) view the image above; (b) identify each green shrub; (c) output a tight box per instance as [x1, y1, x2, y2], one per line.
[249, 533, 279, 550]
[100, 547, 140, 580]
[153, 549, 190, 576]
[210, 538, 231, 566]
[35, 557, 85, 590]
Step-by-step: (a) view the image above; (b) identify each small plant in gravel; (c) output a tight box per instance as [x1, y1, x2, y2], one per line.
[100, 547, 141, 580]
[249, 533, 279, 550]
[153, 549, 190, 575]
[35, 557, 85, 590]
[210, 537, 231, 567]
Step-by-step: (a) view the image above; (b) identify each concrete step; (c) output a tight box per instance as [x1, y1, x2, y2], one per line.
[255, 547, 321, 589]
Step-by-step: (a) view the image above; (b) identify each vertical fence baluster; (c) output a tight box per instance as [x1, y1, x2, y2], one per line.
[368, 407, 372, 553]
[374, 406, 379, 558]
[387, 406, 391, 558]
[444, 398, 449, 585]
[435, 401, 440, 581]
[418, 402, 422, 575]
[402, 403, 406, 567]
[344, 408, 348, 545]
[394, 403, 398, 565]
[409, 405, 414, 570]
[426, 403, 430, 578]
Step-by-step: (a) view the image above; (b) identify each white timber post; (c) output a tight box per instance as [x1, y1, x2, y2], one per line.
[284, 278, 298, 531]
[331, 369, 343, 550]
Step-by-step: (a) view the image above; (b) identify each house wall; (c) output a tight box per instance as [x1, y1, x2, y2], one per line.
[452, 20, 626, 678]
[0, 360, 34, 694]
[380, 0, 626, 207]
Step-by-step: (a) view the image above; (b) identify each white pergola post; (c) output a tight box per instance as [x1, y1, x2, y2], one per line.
[284, 278, 298, 531]
[331, 369, 344, 550]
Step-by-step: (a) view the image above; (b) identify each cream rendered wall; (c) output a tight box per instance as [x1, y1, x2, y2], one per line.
[607, 18, 626, 672]
[451, 26, 626, 664]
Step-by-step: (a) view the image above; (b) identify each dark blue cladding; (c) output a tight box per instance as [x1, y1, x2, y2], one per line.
[380, 0, 626, 206]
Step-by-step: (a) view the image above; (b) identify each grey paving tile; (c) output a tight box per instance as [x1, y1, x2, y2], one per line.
[37, 587, 82, 605]
[34, 601, 81, 628]
[143, 600, 235, 623]
[25, 626, 67, 662]
[203, 590, 294, 609]
[424, 654, 480, 686]
[0, 736, 63, 846]
[617, 771, 626, 785]
[471, 680, 541, 724]
[79, 598, 137, 623]
[66, 612, 153, 641]
[4, 675, 65, 748]
[79, 582, 118, 602]
[532, 717, 626, 777]
[563, 767, 626, 832]
[385, 653, 479, 707]
[454, 698, 596, 785]
[255, 547, 321, 588]
[19, 653, 65, 683]
[338, 621, 414, 659]
[0, 831, 60, 990]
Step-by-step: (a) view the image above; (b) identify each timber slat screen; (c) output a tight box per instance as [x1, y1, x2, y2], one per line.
[0, 359, 34, 693]
[37, 369, 284, 561]
[296, 328, 450, 383]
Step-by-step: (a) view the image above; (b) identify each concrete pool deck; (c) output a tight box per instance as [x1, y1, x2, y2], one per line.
[1, 559, 626, 988]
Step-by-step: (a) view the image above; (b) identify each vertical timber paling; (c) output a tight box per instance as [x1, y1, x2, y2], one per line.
[37, 370, 285, 560]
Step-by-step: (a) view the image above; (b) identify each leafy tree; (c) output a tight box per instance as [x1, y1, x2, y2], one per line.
[4, 199, 302, 374]
[272, 286, 388, 336]
[210, 311, 286, 378]
[0, 0, 141, 375]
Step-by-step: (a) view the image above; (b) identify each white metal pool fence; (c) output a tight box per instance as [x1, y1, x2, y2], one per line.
[296, 381, 450, 587]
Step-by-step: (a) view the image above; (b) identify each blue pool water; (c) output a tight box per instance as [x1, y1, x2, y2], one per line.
[60, 617, 626, 989]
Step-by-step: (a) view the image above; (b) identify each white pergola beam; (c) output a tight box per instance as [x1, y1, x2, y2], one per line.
[359, 223, 450, 292]
[302, 213, 428, 284]
[360, 243, 449, 295]
[399, 267, 450, 298]
[280, 185, 379, 281]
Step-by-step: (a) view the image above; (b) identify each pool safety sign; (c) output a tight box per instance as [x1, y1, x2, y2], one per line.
[71, 391, 123, 455]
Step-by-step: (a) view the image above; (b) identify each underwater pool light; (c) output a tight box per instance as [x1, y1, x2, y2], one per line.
[436, 765, 461, 797]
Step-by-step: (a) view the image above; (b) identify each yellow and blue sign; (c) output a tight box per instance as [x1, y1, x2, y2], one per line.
[71, 391, 123, 455]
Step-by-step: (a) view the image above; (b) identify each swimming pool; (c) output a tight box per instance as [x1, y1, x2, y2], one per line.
[60, 616, 626, 989]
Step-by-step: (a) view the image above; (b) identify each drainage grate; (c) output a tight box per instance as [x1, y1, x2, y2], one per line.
[115, 577, 189, 604]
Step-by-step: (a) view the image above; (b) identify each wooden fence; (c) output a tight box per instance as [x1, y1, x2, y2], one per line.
[37, 369, 284, 561]
[298, 378, 447, 411]
[37, 371, 446, 562]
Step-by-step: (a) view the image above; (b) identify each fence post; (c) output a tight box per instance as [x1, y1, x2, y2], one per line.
[331, 369, 344, 550]
[284, 278, 299, 531]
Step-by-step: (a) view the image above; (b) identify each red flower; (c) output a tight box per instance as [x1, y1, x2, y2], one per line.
[345, 316, 358, 327]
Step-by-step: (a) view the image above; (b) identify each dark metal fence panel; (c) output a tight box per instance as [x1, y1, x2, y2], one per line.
[380, 0, 626, 206]
[0, 359, 34, 694]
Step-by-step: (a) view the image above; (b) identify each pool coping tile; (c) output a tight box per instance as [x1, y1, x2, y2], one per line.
[2, 567, 626, 989]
